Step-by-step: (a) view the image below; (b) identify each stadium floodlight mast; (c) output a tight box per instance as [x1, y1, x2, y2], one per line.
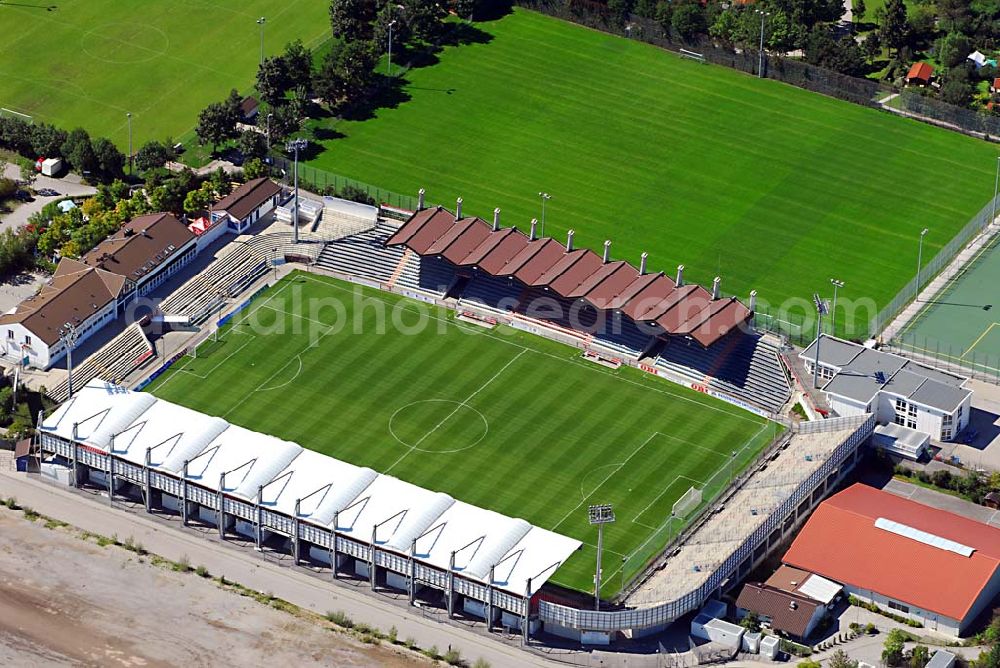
[387, 20, 398, 76]
[756, 11, 770, 78]
[812, 292, 829, 389]
[266, 112, 273, 149]
[538, 192, 551, 237]
[286, 138, 308, 244]
[59, 322, 79, 399]
[126, 112, 133, 175]
[915, 228, 929, 302]
[588, 503, 615, 611]
[256, 17, 266, 66]
[830, 278, 844, 335]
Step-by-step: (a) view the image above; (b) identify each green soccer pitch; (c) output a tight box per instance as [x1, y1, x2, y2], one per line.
[305, 8, 1000, 339]
[0, 0, 328, 147]
[146, 272, 780, 597]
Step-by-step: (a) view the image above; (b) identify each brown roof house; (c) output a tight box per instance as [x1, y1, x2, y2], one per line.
[215, 178, 282, 233]
[0, 213, 196, 370]
[736, 583, 825, 641]
[906, 62, 934, 87]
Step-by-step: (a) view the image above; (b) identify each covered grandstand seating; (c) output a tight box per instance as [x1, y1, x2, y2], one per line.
[48, 323, 154, 403]
[387, 205, 751, 347]
[39, 379, 581, 599]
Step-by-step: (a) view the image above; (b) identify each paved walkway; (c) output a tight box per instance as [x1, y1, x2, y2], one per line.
[0, 164, 97, 232]
[880, 476, 1000, 528]
[0, 469, 561, 668]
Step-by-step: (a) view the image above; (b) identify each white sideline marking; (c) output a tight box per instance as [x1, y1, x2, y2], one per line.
[382, 350, 527, 475]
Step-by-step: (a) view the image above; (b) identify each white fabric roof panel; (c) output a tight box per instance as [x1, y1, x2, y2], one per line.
[110, 401, 229, 472]
[186, 425, 302, 498]
[335, 475, 444, 545]
[41, 379, 156, 450]
[262, 449, 374, 523]
[42, 381, 583, 597]
[495, 526, 582, 596]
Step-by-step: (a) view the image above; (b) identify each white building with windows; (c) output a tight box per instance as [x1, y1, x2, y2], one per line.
[800, 335, 971, 443]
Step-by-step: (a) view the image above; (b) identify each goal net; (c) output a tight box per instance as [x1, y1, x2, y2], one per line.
[672, 485, 703, 519]
[0, 107, 33, 124]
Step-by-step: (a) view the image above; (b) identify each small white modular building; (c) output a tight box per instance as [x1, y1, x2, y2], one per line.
[800, 336, 971, 442]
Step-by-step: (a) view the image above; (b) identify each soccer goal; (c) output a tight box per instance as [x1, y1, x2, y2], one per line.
[0, 107, 33, 124]
[671, 485, 703, 519]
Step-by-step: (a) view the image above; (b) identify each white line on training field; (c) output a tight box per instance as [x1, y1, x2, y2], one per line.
[382, 349, 527, 475]
[549, 431, 661, 534]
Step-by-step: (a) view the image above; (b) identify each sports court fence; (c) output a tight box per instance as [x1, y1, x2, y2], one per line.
[876, 192, 1000, 341]
[887, 90, 1000, 140]
[271, 156, 419, 211]
[885, 332, 1000, 383]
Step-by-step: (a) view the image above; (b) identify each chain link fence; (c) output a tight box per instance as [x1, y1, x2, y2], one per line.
[885, 332, 1000, 383]
[271, 156, 419, 211]
[888, 89, 1000, 140]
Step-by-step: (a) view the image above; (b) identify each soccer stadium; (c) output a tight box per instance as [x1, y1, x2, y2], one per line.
[31, 190, 878, 645]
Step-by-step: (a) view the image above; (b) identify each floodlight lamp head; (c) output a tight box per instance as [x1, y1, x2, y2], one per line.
[588, 504, 615, 524]
[831, 278, 845, 288]
[921, 228, 929, 237]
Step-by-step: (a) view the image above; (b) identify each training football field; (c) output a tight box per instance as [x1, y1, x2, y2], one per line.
[895, 234, 1000, 378]
[146, 272, 778, 596]
[306, 9, 999, 339]
[0, 0, 328, 146]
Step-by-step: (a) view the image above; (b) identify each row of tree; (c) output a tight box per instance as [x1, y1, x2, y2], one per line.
[0, 117, 126, 182]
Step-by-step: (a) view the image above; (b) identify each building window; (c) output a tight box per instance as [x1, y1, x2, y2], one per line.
[907, 418, 916, 429]
[895, 398, 906, 412]
[887, 600, 910, 614]
[6, 330, 11, 340]
[958, 405, 964, 419]
[943, 413, 953, 427]
[942, 428, 952, 441]
[24, 336, 31, 345]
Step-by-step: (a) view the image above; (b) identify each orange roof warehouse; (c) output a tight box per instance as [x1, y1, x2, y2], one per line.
[782, 484, 1000, 637]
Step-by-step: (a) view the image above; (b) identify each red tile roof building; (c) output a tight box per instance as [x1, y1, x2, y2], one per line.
[387, 205, 753, 347]
[906, 62, 934, 85]
[782, 484, 1000, 636]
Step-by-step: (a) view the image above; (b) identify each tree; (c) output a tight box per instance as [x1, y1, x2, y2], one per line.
[607, 0, 636, 28]
[196, 93, 241, 153]
[242, 158, 270, 180]
[183, 182, 214, 214]
[0, 178, 16, 200]
[315, 40, 378, 110]
[374, 1, 410, 51]
[672, 3, 707, 41]
[91, 137, 125, 180]
[329, 0, 376, 41]
[937, 33, 972, 70]
[61, 127, 98, 175]
[739, 611, 761, 633]
[829, 649, 858, 668]
[134, 140, 171, 171]
[882, 629, 907, 667]
[30, 123, 67, 158]
[909, 645, 929, 668]
[283, 39, 314, 90]
[805, 31, 867, 76]
[209, 167, 232, 197]
[268, 103, 302, 144]
[238, 130, 268, 161]
[853, 0, 865, 22]
[879, 0, 909, 55]
[256, 56, 291, 107]
[406, 0, 445, 43]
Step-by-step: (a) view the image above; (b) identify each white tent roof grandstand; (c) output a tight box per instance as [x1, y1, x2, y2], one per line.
[187, 424, 303, 498]
[39, 379, 581, 597]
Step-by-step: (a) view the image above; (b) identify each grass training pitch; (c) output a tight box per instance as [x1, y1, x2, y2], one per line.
[146, 272, 778, 596]
[0, 0, 328, 147]
[305, 9, 1000, 339]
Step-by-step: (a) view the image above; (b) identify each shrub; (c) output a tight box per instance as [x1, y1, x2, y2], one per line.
[325, 610, 354, 629]
[444, 648, 462, 665]
[424, 645, 442, 660]
[472, 660, 492, 668]
[195, 565, 210, 578]
[173, 554, 192, 572]
[387, 626, 398, 644]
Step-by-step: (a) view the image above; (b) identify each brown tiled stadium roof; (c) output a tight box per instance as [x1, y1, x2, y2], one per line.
[81, 212, 194, 282]
[214, 177, 281, 222]
[0, 258, 125, 346]
[387, 205, 751, 346]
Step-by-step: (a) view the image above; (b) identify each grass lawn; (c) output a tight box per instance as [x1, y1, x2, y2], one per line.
[0, 0, 328, 148]
[146, 272, 778, 596]
[305, 8, 999, 339]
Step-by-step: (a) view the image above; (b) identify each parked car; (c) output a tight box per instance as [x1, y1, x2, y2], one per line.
[13, 190, 33, 202]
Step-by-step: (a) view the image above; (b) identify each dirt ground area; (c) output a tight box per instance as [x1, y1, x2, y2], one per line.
[0, 510, 424, 667]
